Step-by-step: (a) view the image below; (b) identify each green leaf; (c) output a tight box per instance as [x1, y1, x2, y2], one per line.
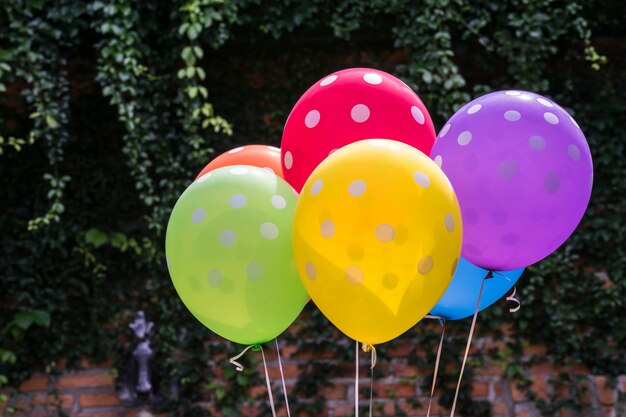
[13, 312, 34, 330]
[45, 116, 59, 129]
[32, 310, 51, 327]
[85, 228, 108, 248]
[110, 232, 127, 249]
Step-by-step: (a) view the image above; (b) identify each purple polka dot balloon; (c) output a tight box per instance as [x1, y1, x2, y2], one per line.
[430, 90, 593, 270]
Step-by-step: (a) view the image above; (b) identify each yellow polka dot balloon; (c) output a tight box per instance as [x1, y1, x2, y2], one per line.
[293, 139, 462, 345]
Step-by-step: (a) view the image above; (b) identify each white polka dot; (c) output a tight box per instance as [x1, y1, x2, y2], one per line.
[375, 224, 395, 242]
[457, 131, 472, 146]
[305, 110, 320, 128]
[570, 116, 580, 129]
[351, 104, 370, 123]
[544, 172, 560, 193]
[345, 265, 364, 284]
[467, 104, 482, 114]
[518, 94, 533, 101]
[320, 220, 335, 238]
[505, 91, 521, 96]
[445, 214, 455, 232]
[246, 261, 264, 282]
[320, 75, 337, 86]
[499, 160, 519, 180]
[207, 269, 222, 288]
[229, 194, 246, 208]
[348, 180, 366, 197]
[504, 110, 521, 121]
[363, 73, 382, 85]
[192, 208, 206, 224]
[413, 171, 430, 188]
[196, 172, 211, 183]
[544, 112, 559, 125]
[529, 135, 545, 150]
[284, 151, 293, 169]
[230, 167, 248, 175]
[439, 124, 451, 138]
[568, 144, 581, 161]
[411, 106, 425, 124]
[369, 139, 388, 147]
[418, 256, 434, 274]
[434, 155, 443, 168]
[260, 222, 279, 240]
[537, 97, 553, 107]
[271, 195, 286, 209]
[305, 262, 317, 280]
[228, 147, 244, 154]
[219, 230, 236, 247]
[311, 179, 323, 195]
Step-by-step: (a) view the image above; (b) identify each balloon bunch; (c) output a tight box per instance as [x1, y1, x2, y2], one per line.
[165, 68, 593, 415]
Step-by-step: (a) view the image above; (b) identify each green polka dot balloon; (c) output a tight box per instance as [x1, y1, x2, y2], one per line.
[165, 165, 308, 345]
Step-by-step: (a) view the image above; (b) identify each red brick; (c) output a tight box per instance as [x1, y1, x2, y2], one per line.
[241, 403, 260, 417]
[392, 362, 419, 377]
[332, 403, 355, 416]
[57, 372, 115, 389]
[319, 384, 347, 400]
[511, 382, 527, 401]
[473, 364, 502, 376]
[249, 384, 267, 398]
[19, 375, 48, 392]
[80, 357, 114, 369]
[36, 393, 73, 409]
[373, 383, 416, 398]
[532, 376, 549, 400]
[264, 362, 299, 379]
[491, 400, 509, 416]
[523, 344, 547, 356]
[79, 392, 120, 408]
[596, 376, 615, 405]
[529, 362, 561, 374]
[72, 413, 119, 417]
[472, 381, 490, 398]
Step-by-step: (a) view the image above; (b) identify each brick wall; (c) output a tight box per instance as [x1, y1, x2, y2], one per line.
[2, 345, 625, 417]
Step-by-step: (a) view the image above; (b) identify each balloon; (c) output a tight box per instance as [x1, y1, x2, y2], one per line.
[196, 145, 283, 180]
[293, 139, 462, 345]
[429, 258, 524, 320]
[166, 166, 308, 345]
[430, 90, 593, 270]
[281, 68, 436, 191]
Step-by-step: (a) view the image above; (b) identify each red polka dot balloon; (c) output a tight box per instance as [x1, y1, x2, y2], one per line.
[281, 68, 436, 191]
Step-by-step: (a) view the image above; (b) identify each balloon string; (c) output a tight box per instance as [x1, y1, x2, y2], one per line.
[449, 270, 490, 417]
[275, 338, 291, 417]
[229, 344, 258, 372]
[427, 320, 446, 417]
[260, 346, 278, 417]
[355, 340, 360, 417]
[229, 345, 277, 417]
[361, 343, 376, 417]
[492, 271, 521, 313]
[506, 286, 521, 313]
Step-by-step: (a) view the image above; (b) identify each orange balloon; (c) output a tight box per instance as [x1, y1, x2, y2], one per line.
[196, 145, 284, 180]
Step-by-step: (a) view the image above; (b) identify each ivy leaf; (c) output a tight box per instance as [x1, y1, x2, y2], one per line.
[32, 310, 51, 327]
[85, 228, 108, 248]
[13, 312, 34, 330]
[45, 116, 59, 129]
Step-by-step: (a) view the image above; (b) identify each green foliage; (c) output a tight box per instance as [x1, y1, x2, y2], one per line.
[1, 1, 625, 417]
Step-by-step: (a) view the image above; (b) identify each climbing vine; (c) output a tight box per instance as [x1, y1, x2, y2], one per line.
[1, 1, 624, 416]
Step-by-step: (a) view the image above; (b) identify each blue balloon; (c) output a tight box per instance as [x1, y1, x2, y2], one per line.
[430, 258, 524, 320]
